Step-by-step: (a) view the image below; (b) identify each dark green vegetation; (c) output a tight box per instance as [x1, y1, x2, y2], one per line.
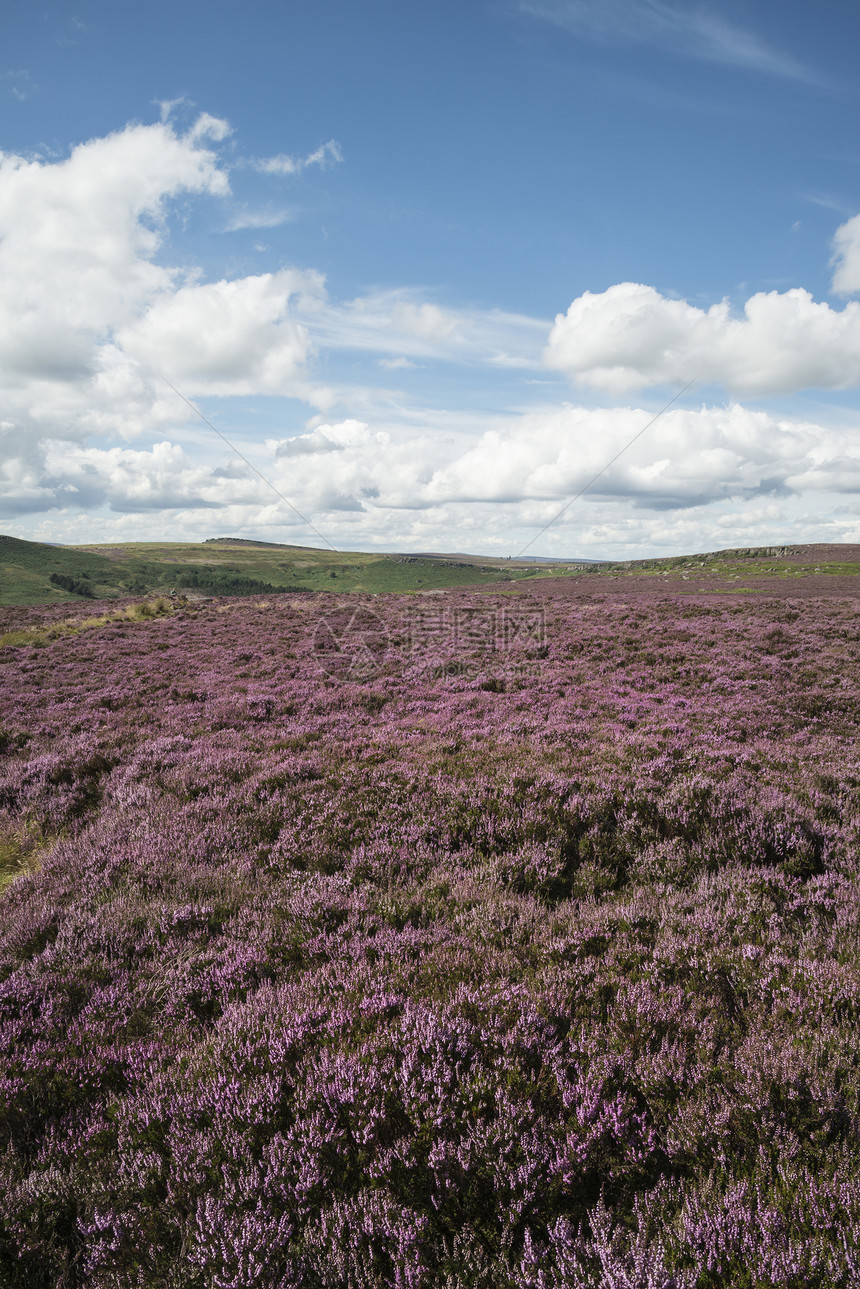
[48, 571, 96, 597]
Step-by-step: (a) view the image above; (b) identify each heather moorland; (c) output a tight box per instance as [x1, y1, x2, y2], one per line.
[1, 576, 859, 1287]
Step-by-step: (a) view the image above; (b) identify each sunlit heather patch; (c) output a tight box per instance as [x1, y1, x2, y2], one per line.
[0, 587, 859, 1284]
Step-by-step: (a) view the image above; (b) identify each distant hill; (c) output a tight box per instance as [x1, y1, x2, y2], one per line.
[0, 535, 562, 605]
[204, 537, 604, 564]
[398, 551, 605, 565]
[0, 535, 121, 606]
[2, 534, 859, 606]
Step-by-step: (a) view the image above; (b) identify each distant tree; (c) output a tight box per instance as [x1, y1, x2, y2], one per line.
[174, 570, 309, 597]
[49, 572, 95, 597]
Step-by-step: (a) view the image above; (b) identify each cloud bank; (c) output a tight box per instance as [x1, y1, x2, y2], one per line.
[4, 111, 860, 558]
[11, 401, 859, 530]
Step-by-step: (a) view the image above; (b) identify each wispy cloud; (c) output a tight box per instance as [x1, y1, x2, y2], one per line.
[294, 288, 550, 369]
[518, 0, 819, 83]
[2, 70, 35, 101]
[802, 192, 855, 217]
[252, 139, 343, 177]
[157, 95, 192, 123]
[379, 356, 418, 370]
[224, 207, 293, 231]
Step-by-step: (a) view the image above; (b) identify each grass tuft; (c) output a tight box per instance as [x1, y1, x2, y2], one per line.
[0, 597, 178, 648]
[0, 828, 43, 892]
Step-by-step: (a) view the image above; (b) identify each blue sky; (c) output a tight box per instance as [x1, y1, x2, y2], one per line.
[3, 0, 860, 557]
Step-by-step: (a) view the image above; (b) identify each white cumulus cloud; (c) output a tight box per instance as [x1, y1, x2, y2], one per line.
[544, 282, 860, 395]
[0, 113, 342, 520]
[118, 270, 322, 396]
[0, 114, 338, 443]
[0, 115, 229, 398]
[262, 400, 860, 525]
[422, 402, 820, 509]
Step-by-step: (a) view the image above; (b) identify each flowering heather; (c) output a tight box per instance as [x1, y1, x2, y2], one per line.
[1, 586, 860, 1287]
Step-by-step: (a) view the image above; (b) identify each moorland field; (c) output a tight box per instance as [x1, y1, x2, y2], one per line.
[1, 541, 860, 1286]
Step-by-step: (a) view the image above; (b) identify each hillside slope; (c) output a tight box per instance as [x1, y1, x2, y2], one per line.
[0, 536, 583, 605]
[3, 534, 860, 605]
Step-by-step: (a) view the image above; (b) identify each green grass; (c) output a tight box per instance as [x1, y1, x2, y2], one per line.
[593, 551, 860, 584]
[0, 536, 121, 605]
[0, 828, 42, 893]
[0, 536, 557, 604]
[3, 534, 860, 606]
[716, 560, 860, 579]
